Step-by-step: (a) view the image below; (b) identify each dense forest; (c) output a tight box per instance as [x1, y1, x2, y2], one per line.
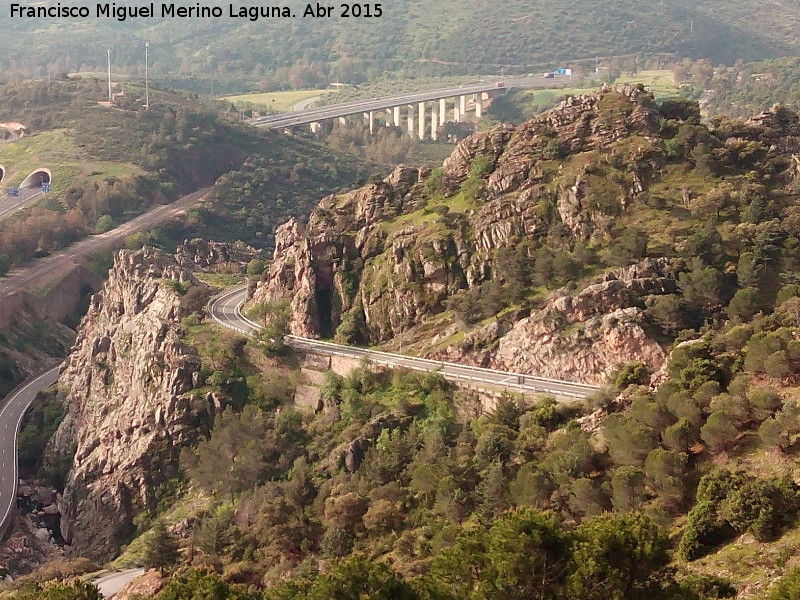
[700, 57, 800, 118]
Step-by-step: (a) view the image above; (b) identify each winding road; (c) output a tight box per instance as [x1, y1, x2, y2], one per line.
[93, 568, 146, 598]
[209, 286, 600, 399]
[0, 367, 60, 533]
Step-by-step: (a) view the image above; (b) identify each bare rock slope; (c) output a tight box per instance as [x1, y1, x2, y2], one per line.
[50, 248, 215, 560]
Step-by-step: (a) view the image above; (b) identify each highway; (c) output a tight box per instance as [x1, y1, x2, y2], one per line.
[0, 189, 208, 298]
[209, 286, 600, 399]
[0, 186, 42, 221]
[250, 75, 567, 129]
[0, 366, 60, 533]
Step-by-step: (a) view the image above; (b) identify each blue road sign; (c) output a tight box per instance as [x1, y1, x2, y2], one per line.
[42, 182, 50, 193]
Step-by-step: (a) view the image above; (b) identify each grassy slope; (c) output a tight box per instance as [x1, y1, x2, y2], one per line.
[222, 89, 333, 112]
[0, 129, 142, 192]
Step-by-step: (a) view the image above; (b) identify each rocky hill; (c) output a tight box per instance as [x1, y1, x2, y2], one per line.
[48, 248, 218, 560]
[251, 84, 800, 385]
[250, 87, 657, 383]
[17, 85, 800, 598]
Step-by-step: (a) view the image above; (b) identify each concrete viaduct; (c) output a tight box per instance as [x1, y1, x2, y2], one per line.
[249, 76, 563, 140]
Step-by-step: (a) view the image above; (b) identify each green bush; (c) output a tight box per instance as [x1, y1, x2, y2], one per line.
[615, 362, 651, 389]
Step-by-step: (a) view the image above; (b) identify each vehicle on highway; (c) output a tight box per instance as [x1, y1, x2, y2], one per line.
[544, 72, 555, 78]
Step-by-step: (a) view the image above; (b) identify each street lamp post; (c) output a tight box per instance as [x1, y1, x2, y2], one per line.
[145, 42, 150, 110]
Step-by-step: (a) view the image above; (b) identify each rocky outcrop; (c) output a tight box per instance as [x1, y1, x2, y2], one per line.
[251, 86, 682, 384]
[175, 238, 261, 272]
[50, 248, 219, 561]
[433, 258, 678, 385]
[324, 413, 411, 473]
[252, 166, 430, 338]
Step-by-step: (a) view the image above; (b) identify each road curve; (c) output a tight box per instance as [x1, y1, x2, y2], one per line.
[250, 75, 568, 129]
[291, 96, 322, 112]
[0, 366, 60, 533]
[94, 568, 146, 599]
[209, 286, 600, 399]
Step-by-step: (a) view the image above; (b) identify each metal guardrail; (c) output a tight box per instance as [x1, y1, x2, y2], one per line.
[208, 287, 598, 400]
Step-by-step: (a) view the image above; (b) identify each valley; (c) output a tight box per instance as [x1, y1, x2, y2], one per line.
[6, 6, 800, 600]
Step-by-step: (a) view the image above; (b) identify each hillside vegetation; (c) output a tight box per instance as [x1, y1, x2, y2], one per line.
[15, 87, 800, 600]
[3, 0, 800, 93]
[0, 78, 368, 273]
[703, 57, 800, 119]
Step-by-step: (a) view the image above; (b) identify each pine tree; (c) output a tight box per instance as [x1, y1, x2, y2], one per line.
[143, 521, 179, 576]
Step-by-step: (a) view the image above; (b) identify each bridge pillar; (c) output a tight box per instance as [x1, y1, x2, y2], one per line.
[418, 101, 426, 140]
[431, 106, 438, 141]
[474, 95, 482, 118]
[459, 95, 467, 117]
[407, 104, 415, 136]
[338, 116, 347, 126]
[439, 98, 447, 124]
[310, 121, 321, 134]
[393, 106, 401, 128]
[454, 106, 460, 123]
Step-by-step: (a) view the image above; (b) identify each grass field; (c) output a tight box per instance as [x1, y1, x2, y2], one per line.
[222, 89, 333, 112]
[0, 130, 142, 192]
[529, 71, 678, 104]
[615, 70, 678, 97]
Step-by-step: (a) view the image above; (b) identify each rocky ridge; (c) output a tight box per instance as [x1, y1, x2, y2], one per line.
[50, 248, 219, 560]
[250, 85, 680, 384]
[437, 258, 679, 385]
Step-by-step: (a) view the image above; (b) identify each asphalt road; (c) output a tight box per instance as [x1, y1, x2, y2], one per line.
[0, 189, 208, 298]
[250, 75, 569, 129]
[209, 286, 600, 399]
[0, 366, 60, 532]
[94, 568, 146, 598]
[291, 96, 322, 112]
[0, 187, 42, 221]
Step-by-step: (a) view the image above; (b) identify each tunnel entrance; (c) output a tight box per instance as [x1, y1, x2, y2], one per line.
[0, 164, 5, 186]
[315, 288, 334, 339]
[20, 168, 51, 189]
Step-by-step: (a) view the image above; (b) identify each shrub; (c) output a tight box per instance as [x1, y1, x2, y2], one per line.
[767, 568, 800, 600]
[246, 258, 265, 277]
[678, 500, 722, 561]
[615, 362, 650, 389]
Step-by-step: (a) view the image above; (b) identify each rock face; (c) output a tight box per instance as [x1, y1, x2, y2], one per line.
[439, 259, 679, 385]
[51, 248, 216, 560]
[175, 238, 261, 272]
[252, 166, 430, 338]
[250, 86, 677, 384]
